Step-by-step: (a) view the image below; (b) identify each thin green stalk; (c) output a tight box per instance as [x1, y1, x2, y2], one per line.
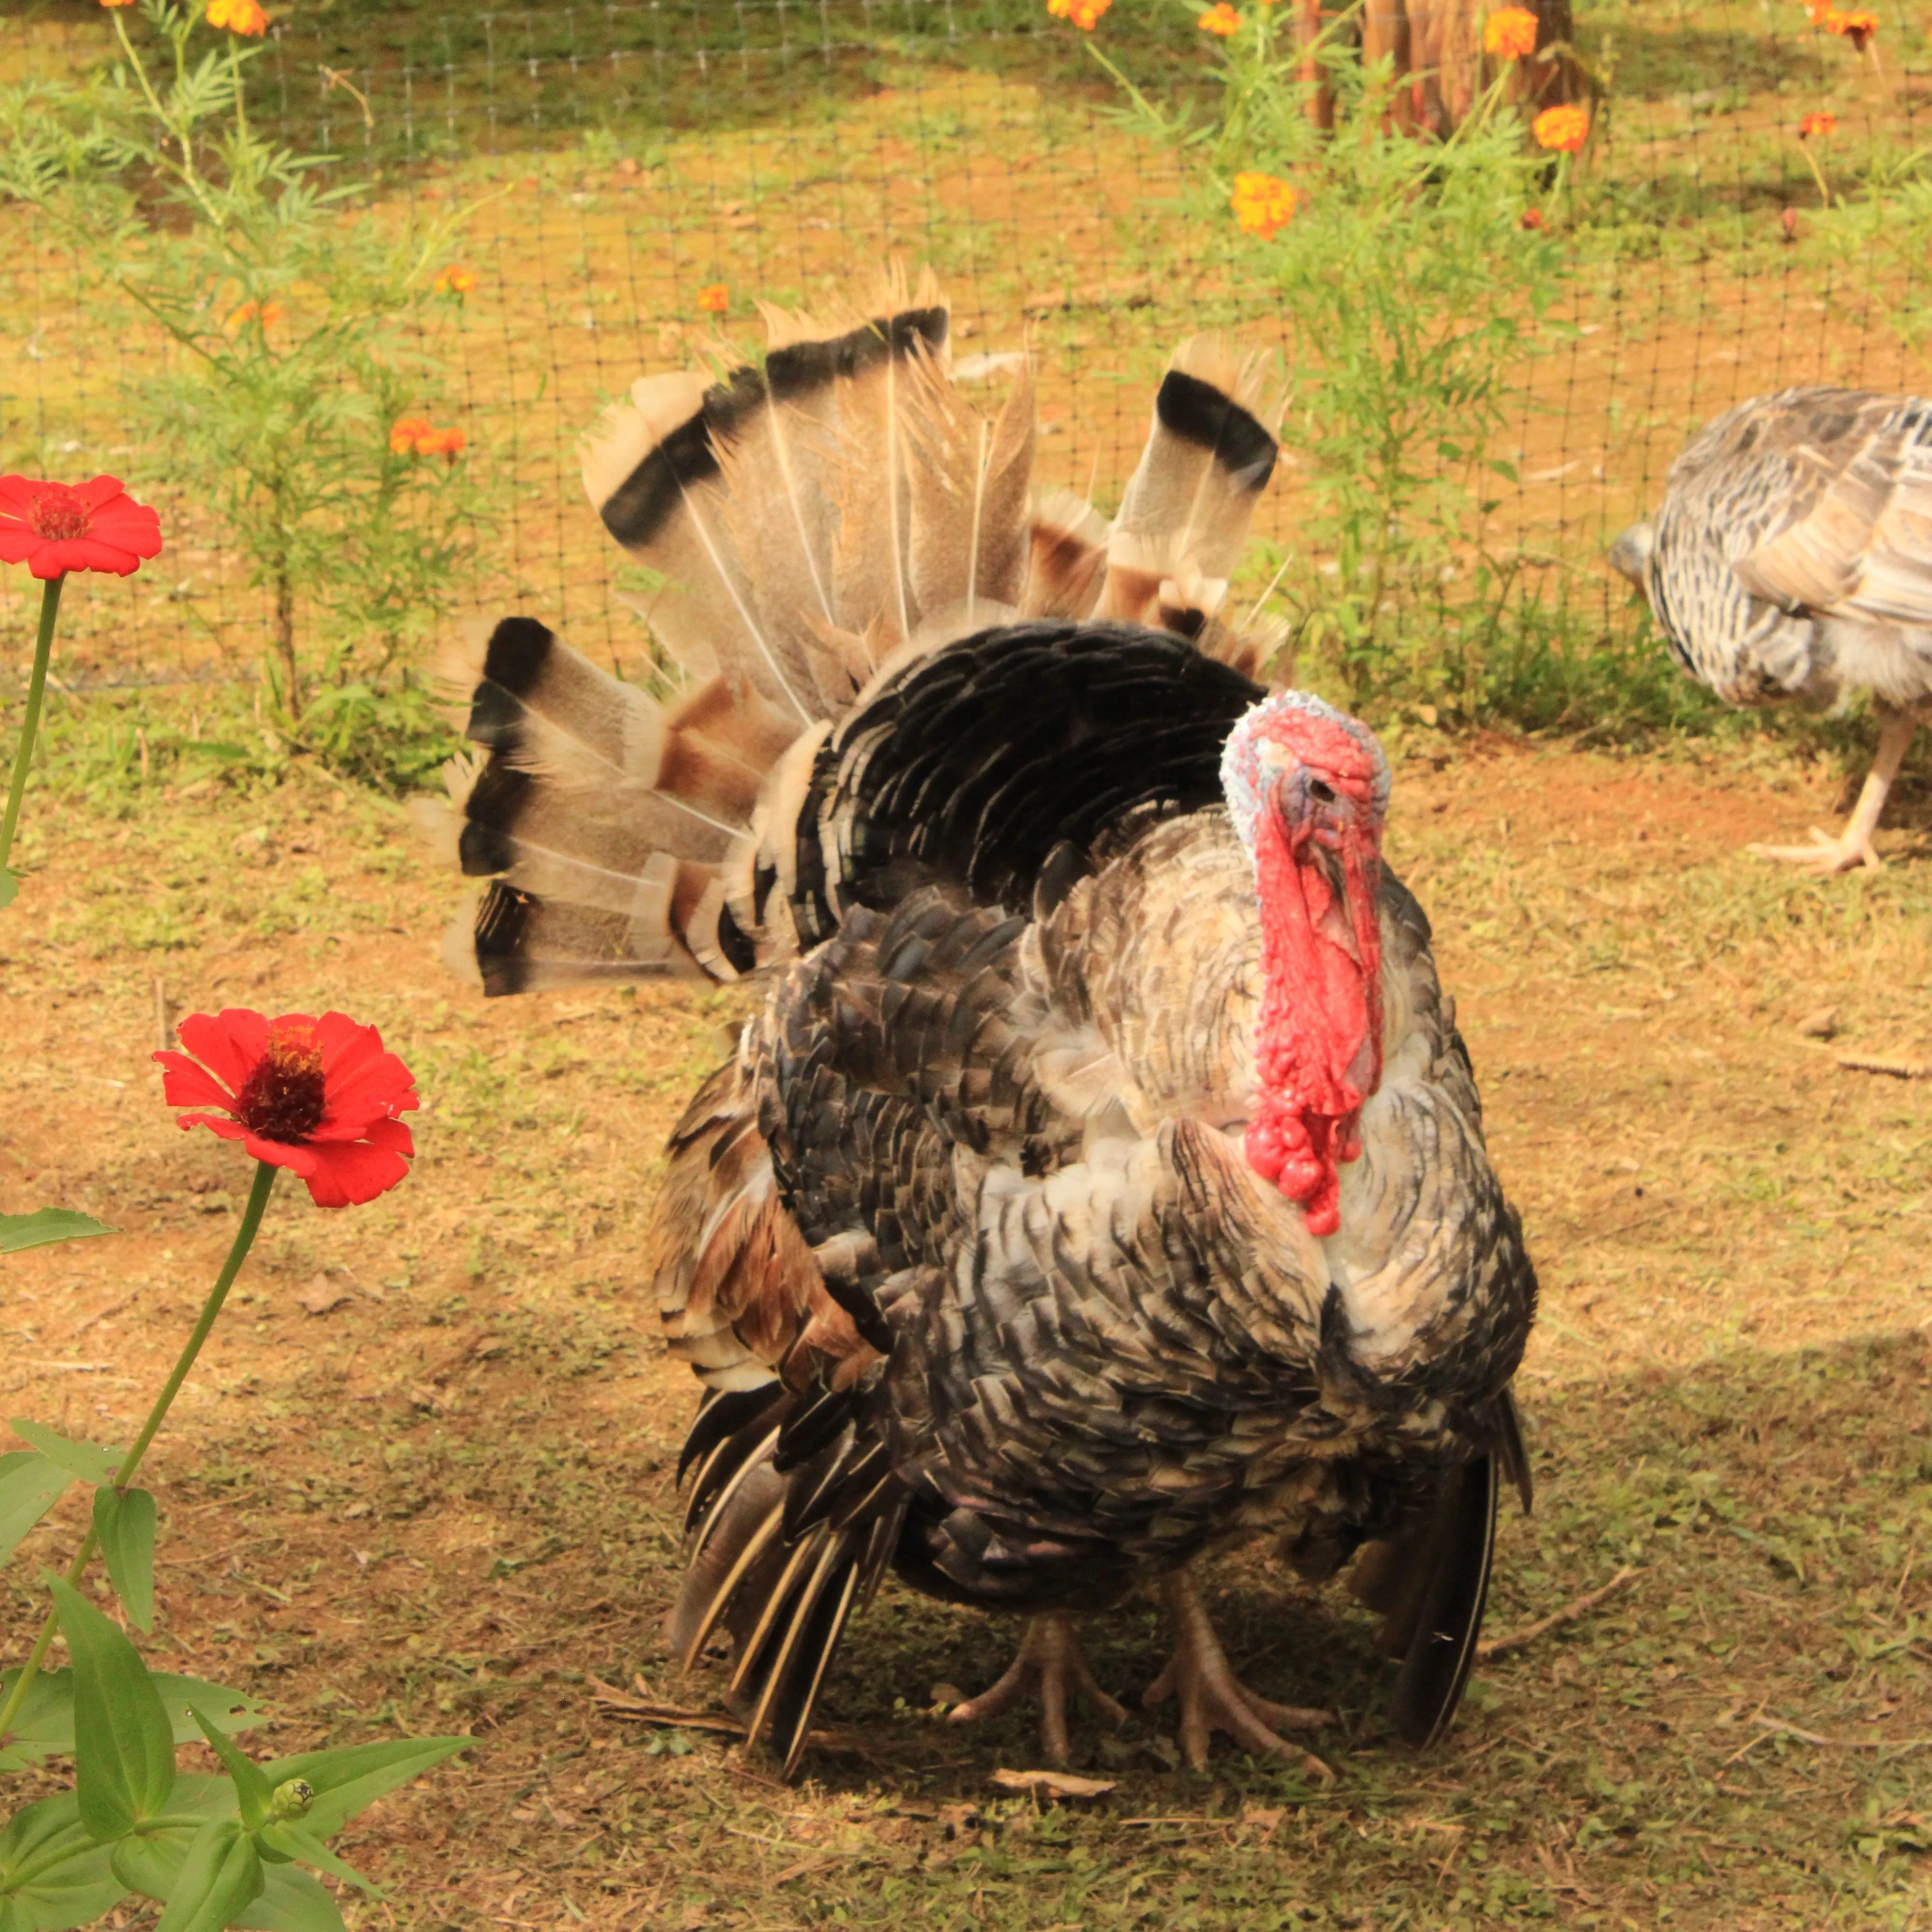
[0, 1160, 278, 1744]
[0, 573, 65, 892]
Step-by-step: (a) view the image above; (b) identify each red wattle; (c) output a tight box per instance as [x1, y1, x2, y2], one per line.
[1246, 802, 1381, 1236]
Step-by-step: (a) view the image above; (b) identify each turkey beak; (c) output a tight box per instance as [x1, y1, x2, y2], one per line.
[1607, 523, 1654, 595]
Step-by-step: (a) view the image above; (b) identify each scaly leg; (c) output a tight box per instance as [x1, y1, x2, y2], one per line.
[947, 1614, 1129, 1767]
[1747, 709, 1917, 875]
[1144, 1569, 1335, 1778]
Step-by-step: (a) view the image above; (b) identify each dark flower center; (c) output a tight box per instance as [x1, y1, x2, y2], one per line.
[27, 486, 91, 543]
[235, 1024, 327, 1141]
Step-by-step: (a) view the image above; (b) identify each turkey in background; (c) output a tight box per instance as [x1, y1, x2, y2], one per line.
[412, 271, 1540, 1778]
[1612, 386, 1932, 875]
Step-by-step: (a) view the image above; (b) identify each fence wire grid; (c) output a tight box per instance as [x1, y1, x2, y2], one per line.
[2, 0, 1926, 694]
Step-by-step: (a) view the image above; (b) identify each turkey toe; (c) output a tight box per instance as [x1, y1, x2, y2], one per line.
[948, 1614, 1129, 1766]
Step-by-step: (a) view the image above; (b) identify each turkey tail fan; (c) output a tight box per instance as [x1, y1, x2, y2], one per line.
[1095, 335, 1283, 628]
[670, 1383, 908, 1777]
[414, 616, 798, 991]
[1350, 1453, 1502, 1750]
[582, 270, 956, 718]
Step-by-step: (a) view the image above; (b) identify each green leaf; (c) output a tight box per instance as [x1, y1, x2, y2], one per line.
[188, 1710, 274, 1831]
[152, 1820, 263, 1932]
[259, 1734, 469, 1838]
[0, 1790, 128, 1932]
[0, 1210, 115, 1255]
[108, 1775, 236, 1903]
[0, 1454, 72, 1569]
[49, 1578, 175, 1842]
[9, 1422, 119, 1486]
[256, 1823, 375, 1896]
[3, 1671, 263, 1771]
[93, 1487, 157, 1631]
[0, 870, 15, 911]
[234, 1865, 344, 1932]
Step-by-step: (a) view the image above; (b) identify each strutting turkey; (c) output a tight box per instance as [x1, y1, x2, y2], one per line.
[1611, 386, 1932, 874]
[415, 271, 1539, 1777]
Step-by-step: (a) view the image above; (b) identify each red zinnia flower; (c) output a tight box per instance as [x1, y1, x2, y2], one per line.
[156, 1009, 419, 1208]
[1520, 206, 1546, 229]
[0, 476, 162, 581]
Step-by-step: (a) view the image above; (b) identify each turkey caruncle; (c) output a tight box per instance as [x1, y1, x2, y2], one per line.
[414, 271, 1539, 1778]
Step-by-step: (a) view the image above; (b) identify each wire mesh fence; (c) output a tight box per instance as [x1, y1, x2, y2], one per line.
[2, 0, 1924, 697]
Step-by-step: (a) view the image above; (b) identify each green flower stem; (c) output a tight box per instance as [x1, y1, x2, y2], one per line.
[0, 1159, 278, 1743]
[0, 572, 66, 890]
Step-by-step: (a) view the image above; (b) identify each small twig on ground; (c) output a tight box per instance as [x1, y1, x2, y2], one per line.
[1836, 1052, 1932, 1080]
[585, 1675, 874, 1755]
[1478, 1565, 1642, 1660]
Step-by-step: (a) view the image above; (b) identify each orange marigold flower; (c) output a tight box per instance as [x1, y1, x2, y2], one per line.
[226, 299, 283, 330]
[1198, 2, 1243, 32]
[1827, 7, 1877, 47]
[100, 0, 138, 9]
[1799, 110, 1836, 138]
[426, 426, 467, 461]
[156, 1009, 418, 1208]
[1230, 170, 1297, 240]
[1532, 103, 1589, 152]
[697, 283, 729, 315]
[1047, 0, 1111, 27]
[434, 263, 479, 296]
[1520, 206, 1546, 229]
[206, 0, 270, 33]
[1483, 7, 1539, 59]
[0, 476, 162, 581]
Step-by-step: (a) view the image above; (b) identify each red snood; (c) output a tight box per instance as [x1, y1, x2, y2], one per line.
[1243, 804, 1383, 1237]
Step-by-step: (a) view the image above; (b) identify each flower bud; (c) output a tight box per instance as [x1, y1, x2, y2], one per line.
[271, 1778, 314, 1820]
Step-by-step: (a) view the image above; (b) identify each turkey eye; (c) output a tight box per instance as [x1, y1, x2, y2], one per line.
[1308, 778, 1336, 804]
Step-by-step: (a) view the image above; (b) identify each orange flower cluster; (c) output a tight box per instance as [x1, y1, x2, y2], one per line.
[225, 299, 283, 330]
[206, 0, 270, 33]
[433, 263, 479, 296]
[1520, 207, 1546, 230]
[1483, 7, 1539, 59]
[1230, 170, 1297, 239]
[697, 283, 730, 315]
[1198, 2, 1243, 32]
[390, 418, 466, 461]
[1047, 0, 1111, 29]
[1532, 103, 1589, 152]
[1809, 2, 1877, 46]
[1799, 110, 1837, 137]
[99, 0, 138, 9]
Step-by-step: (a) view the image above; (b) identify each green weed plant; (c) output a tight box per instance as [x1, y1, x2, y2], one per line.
[0, 0, 490, 786]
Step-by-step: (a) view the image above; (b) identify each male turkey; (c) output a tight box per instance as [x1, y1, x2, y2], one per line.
[417, 274, 1538, 1776]
[1611, 386, 1932, 873]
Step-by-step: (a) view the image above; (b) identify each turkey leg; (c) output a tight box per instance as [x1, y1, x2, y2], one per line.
[947, 1614, 1129, 1767]
[1747, 707, 1917, 874]
[1144, 1569, 1335, 1777]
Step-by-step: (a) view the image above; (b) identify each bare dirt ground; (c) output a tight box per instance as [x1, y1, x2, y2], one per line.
[4, 728, 1929, 1931]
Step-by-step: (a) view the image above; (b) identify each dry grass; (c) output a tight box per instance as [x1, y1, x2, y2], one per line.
[2, 724, 1930, 1931]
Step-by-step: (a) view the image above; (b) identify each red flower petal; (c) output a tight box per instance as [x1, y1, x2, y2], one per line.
[154, 1053, 239, 1114]
[174, 1113, 251, 1142]
[241, 1132, 321, 1178]
[175, 1009, 272, 1094]
[300, 1129, 413, 1208]
[76, 475, 127, 508]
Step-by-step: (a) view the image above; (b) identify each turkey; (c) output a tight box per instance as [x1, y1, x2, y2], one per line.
[1610, 386, 1932, 874]
[415, 272, 1538, 1777]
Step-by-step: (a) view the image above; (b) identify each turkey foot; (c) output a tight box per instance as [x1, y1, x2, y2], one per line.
[1144, 1570, 1335, 1777]
[1745, 824, 1884, 874]
[1746, 709, 1916, 876]
[948, 1614, 1128, 1767]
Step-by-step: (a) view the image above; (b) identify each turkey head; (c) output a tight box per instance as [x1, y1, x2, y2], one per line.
[1221, 692, 1391, 1236]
